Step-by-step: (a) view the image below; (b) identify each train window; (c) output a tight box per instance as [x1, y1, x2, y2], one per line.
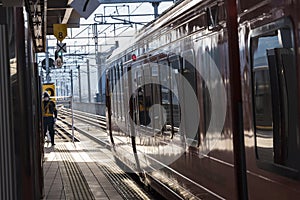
[239, 0, 262, 13]
[159, 59, 171, 134]
[168, 56, 181, 137]
[182, 50, 197, 91]
[206, 5, 219, 31]
[119, 64, 124, 121]
[117, 64, 122, 120]
[251, 18, 299, 177]
[150, 64, 162, 130]
[152, 65, 158, 76]
[159, 60, 170, 103]
[109, 68, 115, 117]
[113, 66, 118, 118]
[169, 56, 180, 102]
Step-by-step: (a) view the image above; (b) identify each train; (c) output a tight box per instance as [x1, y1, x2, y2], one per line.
[105, 0, 300, 199]
[0, 5, 44, 200]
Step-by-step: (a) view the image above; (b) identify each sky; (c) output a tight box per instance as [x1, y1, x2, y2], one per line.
[44, 1, 175, 72]
[42, 1, 175, 101]
[47, 2, 174, 53]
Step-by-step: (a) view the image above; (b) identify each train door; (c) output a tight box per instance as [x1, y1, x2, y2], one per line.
[168, 55, 181, 137]
[155, 59, 167, 134]
[140, 63, 152, 128]
[105, 68, 114, 144]
[149, 63, 162, 133]
[135, 68, 142, 128]
[128, 62, 144, 133]
[158, 58, 173, 136]
[180, 49, 198, 146]
[248, 17, 300, 198]
[127, 66, 136, 126]
[112, 66, 119, 120]
[128, 63, 148, 126]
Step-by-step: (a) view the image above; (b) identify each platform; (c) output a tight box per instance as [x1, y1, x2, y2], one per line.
[42, 132, 156, 200]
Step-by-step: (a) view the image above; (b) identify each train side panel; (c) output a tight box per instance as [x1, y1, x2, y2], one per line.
[106, 1, 239, 198]
[105, 0, 300, 199]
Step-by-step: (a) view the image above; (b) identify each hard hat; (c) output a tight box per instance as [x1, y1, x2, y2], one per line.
[43, 91, 50, 98]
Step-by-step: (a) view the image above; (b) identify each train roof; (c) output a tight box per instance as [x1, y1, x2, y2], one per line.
[107, 0, 201, 63]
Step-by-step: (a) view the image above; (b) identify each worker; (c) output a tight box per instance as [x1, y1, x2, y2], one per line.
[42, 91, 57, 146]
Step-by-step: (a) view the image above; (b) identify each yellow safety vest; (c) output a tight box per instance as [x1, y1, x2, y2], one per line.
[43, 101, 55, 117]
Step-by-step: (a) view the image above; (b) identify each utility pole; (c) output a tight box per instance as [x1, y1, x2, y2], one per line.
[152, 2, 160, 18]
[70, 69, 73, 97]
[77, 65, 82, 102]
[93, 23, 100, 103]
[45, 38, 51, 83]
[87, 59, 91, 102]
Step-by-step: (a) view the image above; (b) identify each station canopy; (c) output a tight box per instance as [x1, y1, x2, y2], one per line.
[1, 0, 173, 52]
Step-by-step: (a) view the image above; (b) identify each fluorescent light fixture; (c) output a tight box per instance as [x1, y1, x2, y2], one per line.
[62, 8, 73, 24]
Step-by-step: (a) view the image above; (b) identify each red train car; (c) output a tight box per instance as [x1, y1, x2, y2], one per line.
[105, 0, 300, 199]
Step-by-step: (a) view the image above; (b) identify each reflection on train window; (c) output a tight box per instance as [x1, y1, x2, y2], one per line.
[182, 49, 196, 92]
[251, 19, 299, 176]
[158, 59, 177, 135]
[252, 35, 280, 163]
[169, 56, 181, 130]
[150, 64, 163, 131]
[159, 60, 171, 134]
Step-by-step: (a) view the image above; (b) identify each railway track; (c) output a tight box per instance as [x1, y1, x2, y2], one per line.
[55, 107, 161, 200]
[56, 107, 110, 146]
[59, 108, 106, 130]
